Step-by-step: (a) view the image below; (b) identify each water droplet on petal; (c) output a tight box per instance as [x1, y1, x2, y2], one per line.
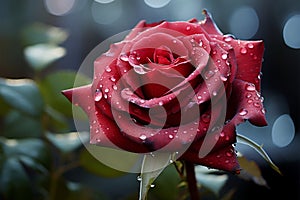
[204, 70, 214, 79]
[240, 47, 247, 54]
[168, 134, 174, 139]
[220, 75, 228, 81]
[120, 54, 129, 62]
[254, 102, 260, 107]
[94, 90, 103, 102]
[110, 76, 116, 82]
[226, 151, 233, 157]
[220, 132, 225, 137]
[105, 66, 112, 72]
[261, 108, 266, 114]
[199, 40, 203, 47]
[113, 85, 118, 90]
[139, 134, 147, 140]
[246, 84, 256, 91]
[224, 36, 233, 42]
[158, 101, 163, 106]
[247, 43, 254, 49]
[150, 184, 155, 188]
[239, 108, 248, 116]
[186, 26, 191, 31]
[212, 91, 217, 96]
[221, 53, 228, 60]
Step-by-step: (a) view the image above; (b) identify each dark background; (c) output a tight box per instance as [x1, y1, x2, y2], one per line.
[1, 0, 299, 199]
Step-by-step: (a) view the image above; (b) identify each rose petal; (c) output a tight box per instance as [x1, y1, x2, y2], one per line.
[213, 36, 264, 91]
[199, 10, 223, 35]
[227, 79, 267, 126]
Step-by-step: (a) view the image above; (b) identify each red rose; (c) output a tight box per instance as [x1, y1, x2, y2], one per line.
[62, 10, 266, 173]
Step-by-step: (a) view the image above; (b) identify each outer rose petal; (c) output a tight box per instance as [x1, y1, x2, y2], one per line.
[227, 79, 267, 126]
[180, 122, 239, 173]
[199, 10, 223, 35]
[62, 85, 150, 153]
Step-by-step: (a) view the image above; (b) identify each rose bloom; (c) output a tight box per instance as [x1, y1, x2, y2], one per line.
[63, 10, 266, 173]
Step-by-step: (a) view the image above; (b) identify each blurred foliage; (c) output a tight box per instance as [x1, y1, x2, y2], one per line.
[0, 22, 271, 200]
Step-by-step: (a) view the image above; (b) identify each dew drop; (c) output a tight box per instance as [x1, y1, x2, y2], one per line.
[240, 47, 247, 54]
[220, 75, 228, 81]
[246, 93, 252, 98]
[199, 40, 203, 47]
[150, 184, 155, 188]
[137, 176, 142, 181]
[168, 134, 174, 139]
[224, 36, 233, 42]
[246, 84, 256, 91]
[254, 102, 260, 107]
[139, 134, 147, 140]
[113, 85, 118, 90]
[221, 53, 228, 60]
[173, 39, 177, 44]
[226, 152, 233, 157]
[204, 70, 214, 79]
[120, 54, 129, 62]
[220, 132, 225, 137]
[247, 99, 253, 103]
[158, 101, 163, 106]
[261, 108, 266, 114]
[105, 66, 112, 72]
[186, 26, 191, 31]
[96, 138, 101, 142]
[239, 108, 248, 116]
[110, 76, 116, 82]
[247, 43, 254, 49]
[212, 91, 217, 96]
[104, 88, 109, 93]
[225, 159, 229, 163]
[197, 95, 202, 100]
[94, 90, 103, 102]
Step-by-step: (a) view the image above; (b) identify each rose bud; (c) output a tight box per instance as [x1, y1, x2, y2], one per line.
[62, 10, 267, 173]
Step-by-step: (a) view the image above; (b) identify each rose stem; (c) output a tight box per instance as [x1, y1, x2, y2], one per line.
[185, 161, 200, 200]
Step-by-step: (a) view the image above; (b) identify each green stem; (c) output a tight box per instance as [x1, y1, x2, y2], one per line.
[185, 161, 199, 200]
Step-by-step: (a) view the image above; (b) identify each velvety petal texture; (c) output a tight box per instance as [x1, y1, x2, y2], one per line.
[62, 10, 266, 174]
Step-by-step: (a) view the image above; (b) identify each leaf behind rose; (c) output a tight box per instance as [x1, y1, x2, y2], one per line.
[237, 134, 282, 175]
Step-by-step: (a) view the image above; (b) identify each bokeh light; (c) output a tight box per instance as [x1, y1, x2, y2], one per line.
[94, 0, 115, 3]
[91, 1, 122, 25]
[229, 6, 259, 39]
[44, 0, 75, 16]
[170, 1, 202, 20]
[283, 14, 300, 49]
[272, 114, 295, 147]
[144, 0, 171, 8]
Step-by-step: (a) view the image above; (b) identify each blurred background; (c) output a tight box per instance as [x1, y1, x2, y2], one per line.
[0, 0, 300, 199]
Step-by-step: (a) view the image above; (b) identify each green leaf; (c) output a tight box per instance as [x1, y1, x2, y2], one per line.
[39, 71, 91, 117]
[148, 164, 181, 200]
[0, 78, 44, 117]
[79, 148, 125, 178]
[46, 132, 89, 153]
[237, 134, 282, 175]
[22, 22, 69, 46]
[24, 44, 66, 70]
[139, 153, 172, 200]
[1, 138, 50, 167]
[3, 110, 43, 138]
[237, 154, 268, 187]
[195, 166, 228, 196]
[0, 157, 33, 200]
